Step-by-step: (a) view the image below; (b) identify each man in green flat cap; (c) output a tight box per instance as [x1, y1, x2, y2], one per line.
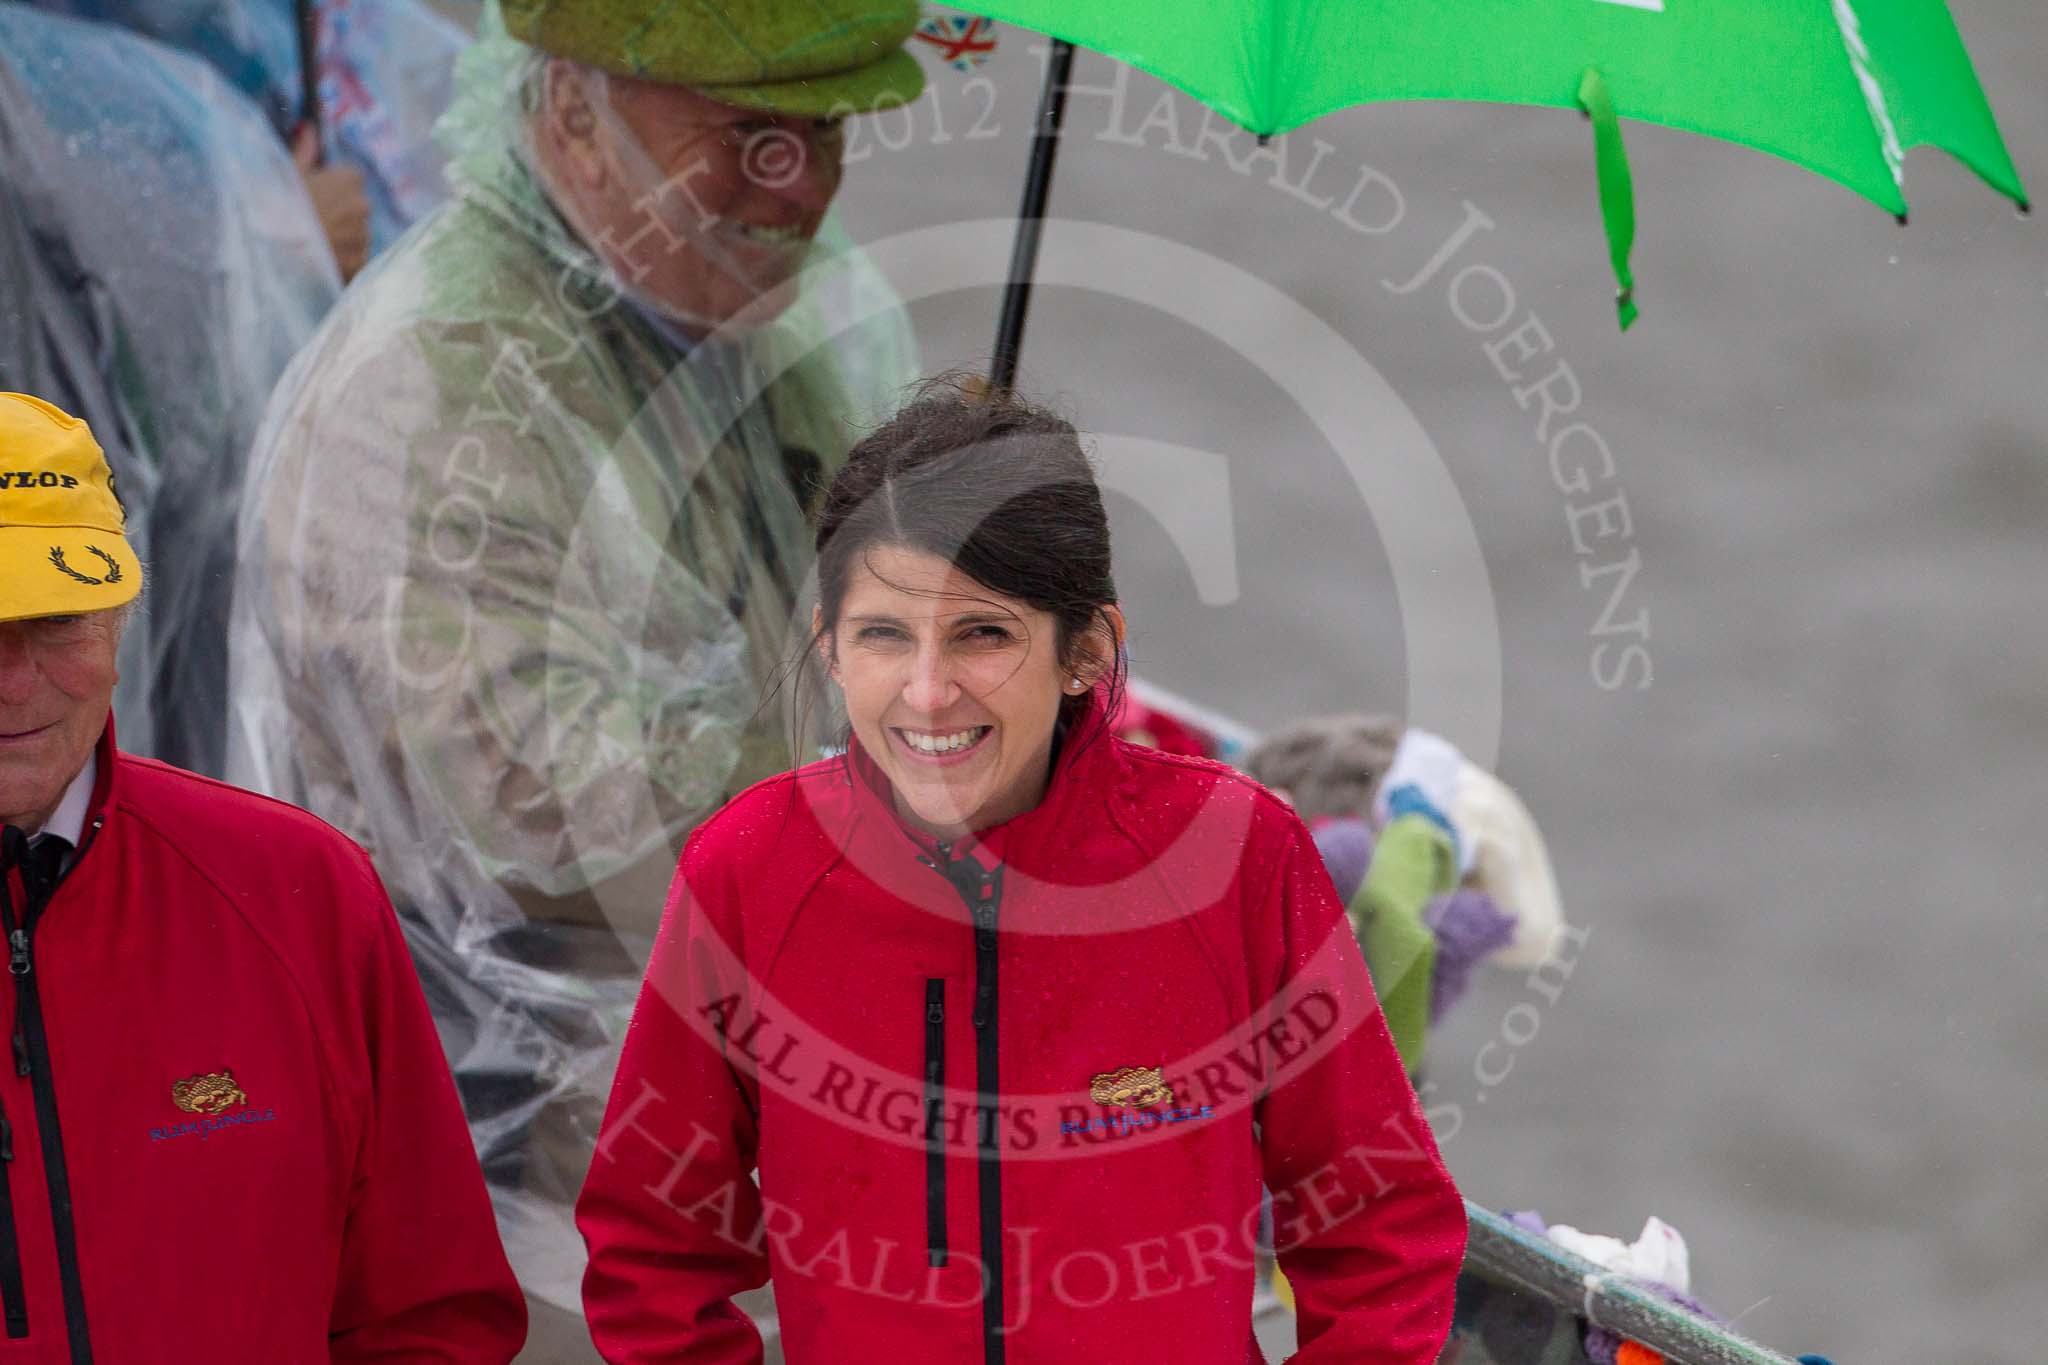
[502, 0, 925, 332]
[228, 0, 926, 1348]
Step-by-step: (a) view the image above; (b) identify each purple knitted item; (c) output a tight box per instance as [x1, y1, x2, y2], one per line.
[1423, 888, 1518, 1024]
[1311, 818, 1375, 906]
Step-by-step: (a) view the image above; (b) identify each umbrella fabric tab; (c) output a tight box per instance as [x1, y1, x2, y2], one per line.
[1578, 66, 1640, 332]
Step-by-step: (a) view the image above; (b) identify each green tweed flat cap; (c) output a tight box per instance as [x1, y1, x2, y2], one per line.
[504, 0, 927, 117]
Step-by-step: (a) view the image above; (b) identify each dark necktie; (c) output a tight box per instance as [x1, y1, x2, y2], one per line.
[0, 826, 69, 923]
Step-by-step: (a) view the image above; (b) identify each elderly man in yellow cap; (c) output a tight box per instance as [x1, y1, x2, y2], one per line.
[228, 0, 928, 1341]
[0, 391, 526, 1359]
[0, 400, 142, 845]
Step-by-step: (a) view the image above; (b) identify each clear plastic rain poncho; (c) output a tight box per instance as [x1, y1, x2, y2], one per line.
[226, 3, 918, 1311]
[0, 3, 340, 767]
[31, 0, 468, 250]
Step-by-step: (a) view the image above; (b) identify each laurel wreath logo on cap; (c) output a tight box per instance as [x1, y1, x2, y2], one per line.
[47, 544, 124, 587]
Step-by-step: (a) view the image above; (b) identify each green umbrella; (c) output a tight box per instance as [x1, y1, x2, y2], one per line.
[968, 0, 2027, 364]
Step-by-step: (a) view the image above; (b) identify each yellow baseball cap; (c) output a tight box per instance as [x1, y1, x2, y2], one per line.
[0, 393, 142, 623]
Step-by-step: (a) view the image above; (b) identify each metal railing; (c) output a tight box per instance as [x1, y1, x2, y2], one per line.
[1461, 1203, 1804, 1365]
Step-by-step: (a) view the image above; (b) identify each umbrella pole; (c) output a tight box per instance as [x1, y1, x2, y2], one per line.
[295, 0, 322, 150]
[990, 38, 1076, 393]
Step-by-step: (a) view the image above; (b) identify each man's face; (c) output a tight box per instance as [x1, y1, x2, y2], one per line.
[0, 612, 117, 832]
[542, 64, 846, 332]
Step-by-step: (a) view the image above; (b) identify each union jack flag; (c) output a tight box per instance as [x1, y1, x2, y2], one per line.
[912, 14, 999, 71]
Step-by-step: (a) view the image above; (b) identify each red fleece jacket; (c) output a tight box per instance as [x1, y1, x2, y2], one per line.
[579, 719, 1464, 1363]
[0, 729, 525, 1362]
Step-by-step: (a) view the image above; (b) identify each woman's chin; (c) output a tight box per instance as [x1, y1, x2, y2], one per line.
[894, 780, 989, 836]
[904, 800, 977, 835]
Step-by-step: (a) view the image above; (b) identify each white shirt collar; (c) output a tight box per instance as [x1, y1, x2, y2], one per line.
[37, 752, 95, 849]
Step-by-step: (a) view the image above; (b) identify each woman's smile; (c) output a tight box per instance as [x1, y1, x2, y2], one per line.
[889, 724, 993, 765]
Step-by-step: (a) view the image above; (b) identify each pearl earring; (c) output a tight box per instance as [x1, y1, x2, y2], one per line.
[1069, 677, 1086, 692]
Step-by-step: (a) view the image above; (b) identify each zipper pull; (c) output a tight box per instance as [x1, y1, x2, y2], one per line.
[6, 930, 27, 977]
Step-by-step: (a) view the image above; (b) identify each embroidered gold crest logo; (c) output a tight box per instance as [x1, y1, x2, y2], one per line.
[1089, 1065, 1173, 1110]
[171, 1069, 248, 1116]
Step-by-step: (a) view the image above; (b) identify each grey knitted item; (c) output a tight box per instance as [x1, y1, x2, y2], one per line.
[1244, 714, 1403, 823]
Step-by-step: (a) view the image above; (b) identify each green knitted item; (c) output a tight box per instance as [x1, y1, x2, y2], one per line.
[1349, 816, 1456, 1075]
[502, 0, 926, 116]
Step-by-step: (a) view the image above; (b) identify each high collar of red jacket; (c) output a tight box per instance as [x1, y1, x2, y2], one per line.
[14, 718, 121, 857]
[84, 717, 118, 818]
[1, 723, 133, 901]
[836, 694, 1121, 882]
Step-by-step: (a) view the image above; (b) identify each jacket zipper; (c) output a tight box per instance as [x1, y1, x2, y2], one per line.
[0, 1091, 25, 1337]
[919, 843, 1006, 1364]
[0, 860, 32, 1338]
[923, 978, 947, 1268]
[0, 824, 98, 1363]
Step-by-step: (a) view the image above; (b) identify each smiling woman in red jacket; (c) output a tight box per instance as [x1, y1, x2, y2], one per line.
[577, 380, 1466, 1363]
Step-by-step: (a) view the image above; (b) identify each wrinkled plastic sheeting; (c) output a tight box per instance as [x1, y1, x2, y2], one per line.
[28, 0, 468, 250]
[28, 0, 301, 127]
[227, 6, 920, 1310]
[0, 4, 340, 767]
